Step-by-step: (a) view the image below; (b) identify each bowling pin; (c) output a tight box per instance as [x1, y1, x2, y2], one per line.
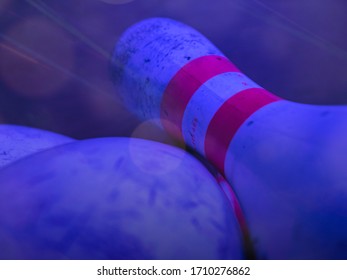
[0, 137, 244, 259]
[111, 18, 347, 259]
[0, 124, 74, 168]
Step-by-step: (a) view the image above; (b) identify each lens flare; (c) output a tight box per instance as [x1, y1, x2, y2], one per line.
[0, 17, 75, 98]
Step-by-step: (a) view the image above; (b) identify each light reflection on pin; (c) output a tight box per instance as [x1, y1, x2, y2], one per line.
[129, 119, 186, 175]
[131, 119, 180, 147]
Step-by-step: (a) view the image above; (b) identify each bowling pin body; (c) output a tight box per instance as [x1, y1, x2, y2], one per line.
[111, 18, 347, 259]
[0, 124, 74, 168]
[0, 137, 243, 259]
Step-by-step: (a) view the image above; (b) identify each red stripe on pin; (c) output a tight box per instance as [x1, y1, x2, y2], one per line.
[160, 55, 239, 141]
[204, 88, 281, 175]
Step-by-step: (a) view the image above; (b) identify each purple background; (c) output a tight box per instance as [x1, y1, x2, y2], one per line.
[0, 0, 347, 140]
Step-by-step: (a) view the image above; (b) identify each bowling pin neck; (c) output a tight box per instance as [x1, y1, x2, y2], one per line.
[159, 54, 280, 143]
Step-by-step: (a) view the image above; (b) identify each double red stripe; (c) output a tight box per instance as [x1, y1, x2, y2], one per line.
[160, 55, 281, 174]
[160, 55, 239, 141]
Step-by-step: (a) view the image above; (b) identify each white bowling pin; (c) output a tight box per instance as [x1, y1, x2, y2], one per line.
[111, 18, 347, 259]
